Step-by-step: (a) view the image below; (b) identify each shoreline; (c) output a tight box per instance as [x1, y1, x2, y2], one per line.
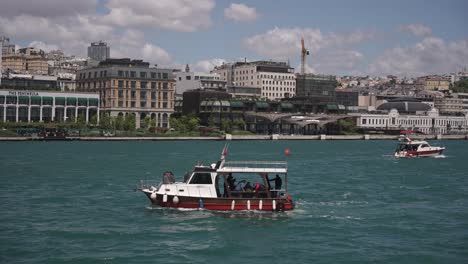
[1, 134, 467, 141]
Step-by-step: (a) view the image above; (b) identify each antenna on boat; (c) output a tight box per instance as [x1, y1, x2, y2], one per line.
[216, 143, 229, 169]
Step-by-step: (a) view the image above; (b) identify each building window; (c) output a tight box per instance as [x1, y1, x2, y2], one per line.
[151, 102, 156, 108]
[163, 92, 168, 100]
[131, 102, 135, 107]
[140, 91, 147, 99]
[131, 91, 136, 99]
[140, 81, 148, 89]
[118, 90, 124, 98]
[151, 82, 156, 89]
[163, 102, 168, 108]
[131, 81, 136, 89]
[163, 73, 168, 79]
[140, 72, 147, 78]
[151, 92, 156, 99]
[151, 72, 156, 78]
[118, 101, 123, 107]
[94, 72, 98, 78]
[118, 70, 124, 77]
[141, 101, 146, 107]
[118, 80, 124, 88]
[163, 82, 168, 89]
[130, 71, 136, 78]
[186, 76, 191, 80]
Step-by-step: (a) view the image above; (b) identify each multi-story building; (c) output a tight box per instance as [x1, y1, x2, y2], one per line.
[352, 108, 468, 135]
[0, 36, 15, 55]
[226, 86, 261, 98]
[296, 73, 337, 99]
[434, 97, 464, 115]
[1, 89, 99, 123]
[1, 74, 59, 90]
[452, 93, 468, 113]
[212, 60, 295, 100]
[175, 65, 226, 94]
[1, 49, 48, 75]
[87, 41, 110, 62]
[417, 75, 451, 91]
[76, 58, 175, 128]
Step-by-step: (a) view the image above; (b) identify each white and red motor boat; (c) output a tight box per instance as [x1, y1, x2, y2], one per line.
[394, 136, 445, 158]
[138, 145, 294, 211]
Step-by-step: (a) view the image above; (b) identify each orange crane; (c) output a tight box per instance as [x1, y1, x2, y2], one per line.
[300, 37, 309, 75]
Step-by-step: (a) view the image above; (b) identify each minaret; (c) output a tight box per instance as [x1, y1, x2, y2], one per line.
[185, 64, 190, 73]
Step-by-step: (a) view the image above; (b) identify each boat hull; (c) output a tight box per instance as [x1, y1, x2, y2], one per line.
[394, 148, 444, 158]
[143, 191, 294, 211]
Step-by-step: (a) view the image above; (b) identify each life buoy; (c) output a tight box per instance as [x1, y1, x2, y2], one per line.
[277, 202, 285, 211]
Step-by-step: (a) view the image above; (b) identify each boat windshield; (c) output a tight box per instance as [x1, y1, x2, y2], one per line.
[396, 143, 420, 152]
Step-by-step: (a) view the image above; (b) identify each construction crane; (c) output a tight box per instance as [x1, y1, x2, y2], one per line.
[300, 37, 309, 75]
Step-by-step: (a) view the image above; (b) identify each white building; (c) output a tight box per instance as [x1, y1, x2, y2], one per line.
[352, 108, 468, 135]
[212, 61, 295, 101]
[175, 70, 226, 94]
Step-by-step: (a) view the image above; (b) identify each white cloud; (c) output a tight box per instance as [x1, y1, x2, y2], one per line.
[244, 27, 372, 74]
[224, 3, 258, 22]
[369, 37, 468, 76]
[192, 58, 227, 72]
[28, 41, 59, 52]
[398, 23, 432, 37]
[101, 0, 215, 32]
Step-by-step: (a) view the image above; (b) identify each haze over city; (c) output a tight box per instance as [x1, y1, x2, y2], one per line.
[1, 0, 467, 76]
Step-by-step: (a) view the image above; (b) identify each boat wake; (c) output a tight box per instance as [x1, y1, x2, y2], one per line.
[434, 154, 446, 158]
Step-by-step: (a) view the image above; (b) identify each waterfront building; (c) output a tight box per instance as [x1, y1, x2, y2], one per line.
[0, 89, 99, 123]
[434, 97, 464, 115]
[296, 73, 337, 99]
[1, 74, 59, 90]
[76, 58, 175, 128]
[226, 85, 262, 98]
[212, 60, 295, 100]
[352, 108, 468, 135]
[175, 66, 226, 94]
[87, 41, 110, 62]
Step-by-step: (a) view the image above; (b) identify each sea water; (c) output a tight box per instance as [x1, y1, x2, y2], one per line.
[0, 140, 467, 263]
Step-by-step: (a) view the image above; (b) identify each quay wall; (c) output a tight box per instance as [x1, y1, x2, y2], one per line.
[1, 134, 468, 141]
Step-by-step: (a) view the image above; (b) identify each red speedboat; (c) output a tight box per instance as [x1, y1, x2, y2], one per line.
[394, 136, 445, 158]
[138, 145, 294, 211]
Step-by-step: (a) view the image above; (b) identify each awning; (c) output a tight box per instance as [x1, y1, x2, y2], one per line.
[230, 101, 244, 108]
[212, 101, 221, 106]
[42, 96, 53, 105]
[256, 102, 269, 108]
[89, 98, 99, 105]
[55, 97, 66, 105]
[338, 104, 346, 110]
[18, 96, 29, 104]
[78, 98, 88, 104]
[200, 101, 208, 106]
[220, 101, 230, 107]
[326, 104, 338, 110]
[30, 96, 41, 104]
[280, 102, 294, 109]
[67, 97, 77, 104]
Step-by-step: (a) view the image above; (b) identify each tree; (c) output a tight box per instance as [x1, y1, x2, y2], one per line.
[89, 114, 98, 125]
[452, 80, 468, 93]
[76, 114, 86, 127]
[221, 118, 232, 132]
[115, 115, 124, 130]
[99, 113, 113, 130]
[185, 115, 200, 132]
[208, 116, 216, 128]
[123, 114, 136, 131]
[233, 118, 246, 130]
[143, 116, 151, 129]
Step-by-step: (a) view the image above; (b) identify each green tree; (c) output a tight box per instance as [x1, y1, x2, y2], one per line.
[186, 115, 200, 132]
[89, 114, 98, 125]
[232, 118, 246, 130]
[452, 80, 468, 93]
[221, 118, 232, 132]
[143, 116, 151, 129]
[115, 115, 125, 130]
[123, 114, 136, 131]
[208, 116, 216, 128]
[76, 114, 86, 127]
[99, 113, 113, 130]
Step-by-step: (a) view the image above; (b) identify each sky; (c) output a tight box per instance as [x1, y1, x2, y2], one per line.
[0, 0, 467, 77]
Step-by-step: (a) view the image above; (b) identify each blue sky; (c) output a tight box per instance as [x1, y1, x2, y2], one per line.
[1, 0, 467, 76]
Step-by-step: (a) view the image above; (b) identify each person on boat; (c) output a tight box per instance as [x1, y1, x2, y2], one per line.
[227, 173, 236, 189]
[269, 175, 282, 197]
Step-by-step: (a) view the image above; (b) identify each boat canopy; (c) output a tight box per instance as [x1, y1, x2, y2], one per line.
[217, 161, 287, 174]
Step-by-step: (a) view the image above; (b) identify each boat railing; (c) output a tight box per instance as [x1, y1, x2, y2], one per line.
[136, 180, 160, 191]
[222, 161, 288, 169]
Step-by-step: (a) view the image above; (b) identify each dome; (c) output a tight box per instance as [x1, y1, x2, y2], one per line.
[377, 101, 431, 113]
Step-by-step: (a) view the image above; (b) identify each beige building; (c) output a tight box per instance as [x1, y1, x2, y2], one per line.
[2, 53, 48, 75]
[417, 76, 450, 91]
[77, 58, 175, 128]
[434, 97, 464, 115]
[212, 61, 295, 101]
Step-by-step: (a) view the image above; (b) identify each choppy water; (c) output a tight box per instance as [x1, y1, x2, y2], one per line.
[0, 140, 467, 263]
